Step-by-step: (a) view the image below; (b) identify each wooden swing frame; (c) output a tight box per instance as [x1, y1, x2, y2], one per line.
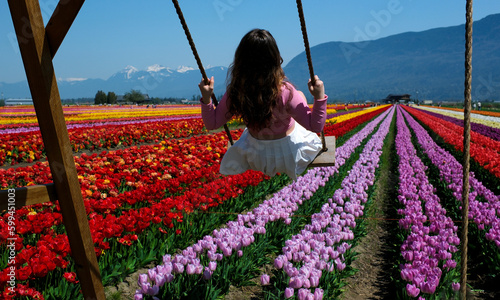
[2, 1, 105, 299]
[0, 1, 474, 299]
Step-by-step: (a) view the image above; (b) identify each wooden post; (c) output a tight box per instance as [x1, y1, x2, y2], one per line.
[7, 1, 104, 299]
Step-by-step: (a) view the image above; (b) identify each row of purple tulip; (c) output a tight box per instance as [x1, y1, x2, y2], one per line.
[396, 106, 460, 298]
[133, 106, 395, 299]
[402, 108, 500, 249]
[268, 105, 395, 299]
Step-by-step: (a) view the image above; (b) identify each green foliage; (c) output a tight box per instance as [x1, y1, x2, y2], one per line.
[94, 90, 107, 105]
[0, 99, 4, 107]
[107, 92, 117, 104]
[124, 89, 145, 103]
[108, 291, 123, 300]
[150, 97, 164, 104]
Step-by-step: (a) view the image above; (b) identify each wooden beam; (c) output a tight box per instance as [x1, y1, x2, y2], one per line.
[7, 1, 105, 299]
[45, 0, 85, 57]
[0, 184, 55, 211]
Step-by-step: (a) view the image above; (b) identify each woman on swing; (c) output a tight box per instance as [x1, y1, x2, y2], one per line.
[199, 29, 328, 180]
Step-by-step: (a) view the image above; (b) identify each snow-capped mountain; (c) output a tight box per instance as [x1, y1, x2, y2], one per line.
[176, 65, 195, 73]
[1, 64, 229, 99]
[57, 77, 87, 83]
[101, 64, 228, 99]
[146, 64, 171, 73]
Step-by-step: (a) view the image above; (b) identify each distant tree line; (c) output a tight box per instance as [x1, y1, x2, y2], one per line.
[61, 98, 94, 105]
[94, 90, 117, 105]
[149, 97, 183, 104]
[0, 96, 193, 106]
[123, 90, 143, 103]
[93, 89, 190, 105]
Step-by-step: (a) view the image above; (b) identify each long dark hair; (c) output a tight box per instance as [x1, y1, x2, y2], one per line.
[227, 29, 285, 131]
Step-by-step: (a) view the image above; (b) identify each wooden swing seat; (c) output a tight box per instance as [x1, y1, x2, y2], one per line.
[227, 135, 335, 168]
[309, 135, 336, 167]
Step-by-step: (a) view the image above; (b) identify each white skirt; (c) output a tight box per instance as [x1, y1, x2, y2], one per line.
[219, 122, 322, 180]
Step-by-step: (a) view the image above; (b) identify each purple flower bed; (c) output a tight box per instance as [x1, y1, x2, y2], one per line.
[413, 107, 500, 142]
[401, 108, 500, 249]
[133, 107, 395, 299]
[0, 127, 40, 135]
[270, 106, 395, 299]
[396, 106, 460, 298]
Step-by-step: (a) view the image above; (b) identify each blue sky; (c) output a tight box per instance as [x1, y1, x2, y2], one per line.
[1, 0, 500, 83]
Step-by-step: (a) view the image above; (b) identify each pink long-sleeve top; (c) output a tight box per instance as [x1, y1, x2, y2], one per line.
[201, 82, 327, 140]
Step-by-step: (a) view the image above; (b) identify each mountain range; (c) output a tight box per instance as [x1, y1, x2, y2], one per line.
[0, 65, 229, 100]
[284, 13, 500, 101]
[2, 13, 499, 102]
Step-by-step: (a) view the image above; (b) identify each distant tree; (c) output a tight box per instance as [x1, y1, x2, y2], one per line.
[94, 90, 106, 105]
[107, 92, 117, 104]
[0, 99, 5, 107]
[151, 97, 162, 104]
[124, 89, 144, 103]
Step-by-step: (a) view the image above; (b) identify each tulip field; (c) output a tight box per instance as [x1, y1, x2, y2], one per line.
[1, 103, 499, 299]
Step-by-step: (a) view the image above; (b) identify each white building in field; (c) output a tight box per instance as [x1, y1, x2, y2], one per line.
[5, 98, 33, 106]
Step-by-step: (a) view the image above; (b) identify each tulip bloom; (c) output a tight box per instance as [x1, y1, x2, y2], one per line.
[260, 274, 270, 285]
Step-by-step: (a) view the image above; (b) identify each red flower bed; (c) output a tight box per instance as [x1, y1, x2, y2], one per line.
[0, 118, 207, 166]
[0, 129, 270, 297]
[323, 106, 390, 137]
[403, 105, 500, 178]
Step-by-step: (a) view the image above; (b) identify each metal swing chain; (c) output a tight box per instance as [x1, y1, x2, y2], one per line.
[296, 0, 327, 152]
[171, 0, 234, 145]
